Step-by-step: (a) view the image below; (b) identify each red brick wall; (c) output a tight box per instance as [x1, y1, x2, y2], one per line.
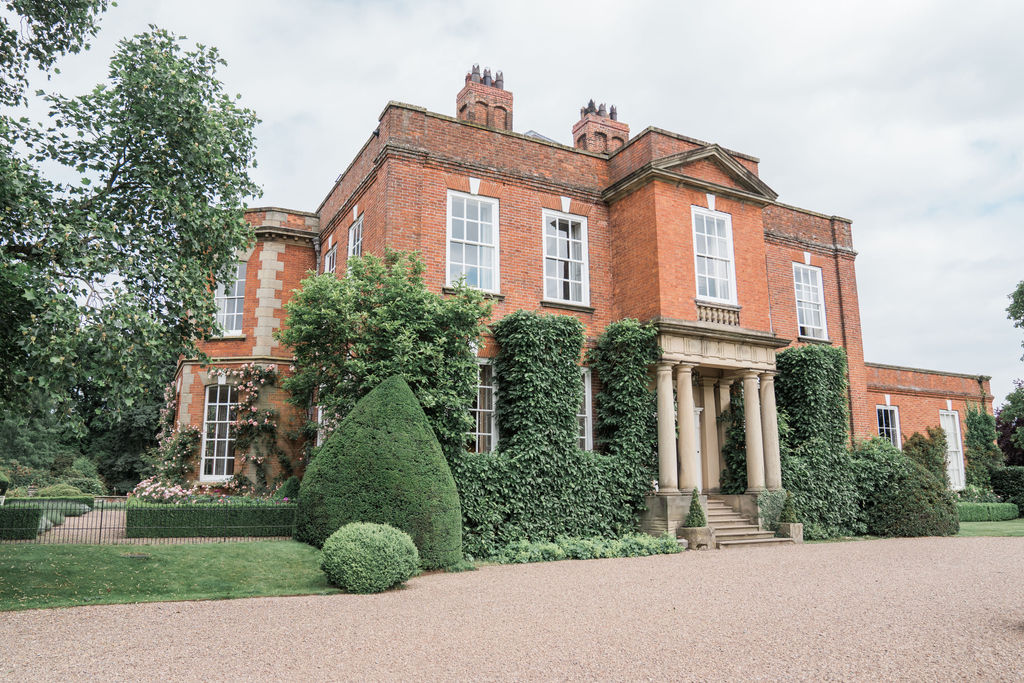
[865, 364, 993, 453]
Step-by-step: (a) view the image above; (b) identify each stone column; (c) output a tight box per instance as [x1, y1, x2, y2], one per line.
[655, 362, 679, 493]
[743, 371, 766, 493]
[717, 377, 734, 483]
[675, 364, 699, 492]
[760, 372, 783, 490]
[700, 377, 721, 491]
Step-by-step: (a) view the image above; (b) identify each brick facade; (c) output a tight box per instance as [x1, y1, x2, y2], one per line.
[172, 69, 991, 488]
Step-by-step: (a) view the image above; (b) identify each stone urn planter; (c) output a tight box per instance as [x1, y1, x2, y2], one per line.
[776, 522, 803, 543]
[677, 525, 716, 550]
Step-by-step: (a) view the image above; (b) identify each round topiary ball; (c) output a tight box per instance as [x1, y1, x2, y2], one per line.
[320, 522, 420, 594]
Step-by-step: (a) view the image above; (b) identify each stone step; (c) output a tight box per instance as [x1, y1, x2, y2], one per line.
[705, 520, 753, 529]
[718, 537, 795, 549]
[713, 528, 775, 539]
[706, 513, 749, 522]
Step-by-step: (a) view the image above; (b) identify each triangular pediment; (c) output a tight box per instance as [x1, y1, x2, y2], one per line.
[653, 145, 778, 201]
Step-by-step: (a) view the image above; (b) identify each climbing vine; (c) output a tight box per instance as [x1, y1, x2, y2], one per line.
[718, 385, 747, 494]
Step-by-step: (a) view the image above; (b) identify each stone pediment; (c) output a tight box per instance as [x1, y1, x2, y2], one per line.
[654, 145, 778, 201]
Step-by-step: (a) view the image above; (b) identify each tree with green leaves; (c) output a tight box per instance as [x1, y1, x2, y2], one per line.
[1, 8, 260, 427]
[278, 250, 492, 462]
[964, 401, 1002, 487]
[996, 381, 1024, 467]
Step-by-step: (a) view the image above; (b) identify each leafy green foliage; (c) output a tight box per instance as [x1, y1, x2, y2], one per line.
[279, 251, 491, 463]
[684, 489, 706, 527]
[295, 376, 463, 569]
[757, 489, 787, 530]
[0, 0, 110, 107]
[958, 484, 1001, 503]
[125, 498, 297, 538]
[0, 507, 42, 540]
[991, 466, 1024, 512]
[0, 470, 8, 496]
[779, 491, 798, 524]
[902, 427, 950, 487]
[718, 386, 747, 494]
[496, 533, 681, 563]
[850, 437, 910, 530]
[453, 313, 657, 557]
[867, 461, 959, 537]
[776, 345, 859, 538]
[274, 475, 301, 501]
[36, 483, 84, 497]
[956, 502, 1019, 522]
[1, 25, 259, 426]
[320, 523, 420, 594]
[964, 402, 1002, 488]
[0, 397, 82, 471]
[996, 381, 1024, 466]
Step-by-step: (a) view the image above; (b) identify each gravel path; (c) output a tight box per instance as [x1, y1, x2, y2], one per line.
[2, 536, 1022, 681]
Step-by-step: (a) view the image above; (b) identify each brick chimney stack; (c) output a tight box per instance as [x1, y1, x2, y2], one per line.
[456, 64, 513, 131]
[572, 100, 629, 153]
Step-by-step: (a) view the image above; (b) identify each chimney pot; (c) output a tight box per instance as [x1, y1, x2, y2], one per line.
[494, 71, 504, 89]
[471, 64, 482, 83]
[598, 102, 607, 117]
[483, 68, 492, 86]
[610, 105, 618, 121]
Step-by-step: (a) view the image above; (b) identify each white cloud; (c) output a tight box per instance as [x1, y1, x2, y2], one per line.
[23, 0, 1024, 405]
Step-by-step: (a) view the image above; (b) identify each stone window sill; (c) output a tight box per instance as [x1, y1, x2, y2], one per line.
[209, 335, 247, 341]
[797, 335, 831, 345]
[540, 299, 596, 314]
[442, 286, 505, 302]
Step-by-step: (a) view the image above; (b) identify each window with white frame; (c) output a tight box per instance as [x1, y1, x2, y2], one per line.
[578, 368, 593, 450]
[692, 207, 736, 304]
[877, 405, 901, 449]
[793, 263, 827, 339]
[214, 261, 246, 335]
[469, 361, 497, 452]
[323, 245, 337, 274]
[348, 215, 363, 260]
[543, 210, 589, 304]
[448, 191, 499, 292]
[201, 384, 238, 481]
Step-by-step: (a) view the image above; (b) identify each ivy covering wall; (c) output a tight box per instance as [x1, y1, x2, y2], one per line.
[775, 344, 860, 538]
[451, 313, 659, 558]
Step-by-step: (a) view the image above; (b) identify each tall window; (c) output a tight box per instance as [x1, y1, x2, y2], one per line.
[469, 361, 497, 452]
[793, 264, 827, 339]
[323, 245, 337, 274]
[201, 384, 238, 481]
[348, 215, 363, 260]
[578, 368, 593, 450]
[215, 261, 246, 335]
[692, 207, 736, 304]
[448, 191, 499, 292]
[543, 210, 589, 304]
[877, 405, 901, 449]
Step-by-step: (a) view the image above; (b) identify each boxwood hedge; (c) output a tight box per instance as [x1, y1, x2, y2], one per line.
[125, 498, 297, 538]
[956, 502, 1019, 522]
[0, 506, 43, 540]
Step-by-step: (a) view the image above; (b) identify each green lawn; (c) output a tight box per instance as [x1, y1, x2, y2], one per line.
[0, 541, 339, 611]
[958, 518, 1024, 537]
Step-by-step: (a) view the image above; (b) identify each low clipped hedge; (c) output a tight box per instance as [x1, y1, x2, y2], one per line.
[125, 498, 297, 538]
[320, 522, 420, 594]
[4, 497, 95, 512]
[0, 507, 43, 540]
[496, 533, 681, 564]
[991, 467, 1024, 513]
[957, 502, 1019, 522]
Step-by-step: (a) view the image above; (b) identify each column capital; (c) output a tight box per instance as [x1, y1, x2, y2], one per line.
[673, 362, 695, 378]
[742, 369, 761, 380]
[758, 371, 777, 380]
[655, 360, 675, 374]
[698, 375, 718, 388]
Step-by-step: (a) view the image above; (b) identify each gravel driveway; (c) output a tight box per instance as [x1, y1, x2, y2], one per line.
[2, 536, 1022, 681]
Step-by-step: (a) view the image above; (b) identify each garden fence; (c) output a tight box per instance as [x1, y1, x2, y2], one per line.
[0, 497, 298, 545]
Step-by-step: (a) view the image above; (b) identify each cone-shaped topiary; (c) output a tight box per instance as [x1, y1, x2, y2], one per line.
[683, 488, 706, 528]
[779, 491, 798, 524]
[295, 375, 463, 568]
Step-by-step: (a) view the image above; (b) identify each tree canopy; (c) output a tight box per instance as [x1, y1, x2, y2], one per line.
[1, 5, 260, 425]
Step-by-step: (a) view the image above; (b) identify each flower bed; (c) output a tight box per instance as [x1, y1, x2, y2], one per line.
[125, 497, 298, 538]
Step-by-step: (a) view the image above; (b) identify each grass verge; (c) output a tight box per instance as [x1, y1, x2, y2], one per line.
[957, 518, 1024, 537]
[0, 540, 338, 611]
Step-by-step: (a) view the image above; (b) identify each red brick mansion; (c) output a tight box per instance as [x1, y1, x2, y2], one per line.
[172, 66, 992, 506]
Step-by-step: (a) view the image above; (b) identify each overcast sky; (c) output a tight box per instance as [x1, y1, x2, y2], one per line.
[29, 0, 1024, 406]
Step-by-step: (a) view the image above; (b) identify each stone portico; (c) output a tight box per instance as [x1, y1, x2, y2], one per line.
[641, 318, 790, 536]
